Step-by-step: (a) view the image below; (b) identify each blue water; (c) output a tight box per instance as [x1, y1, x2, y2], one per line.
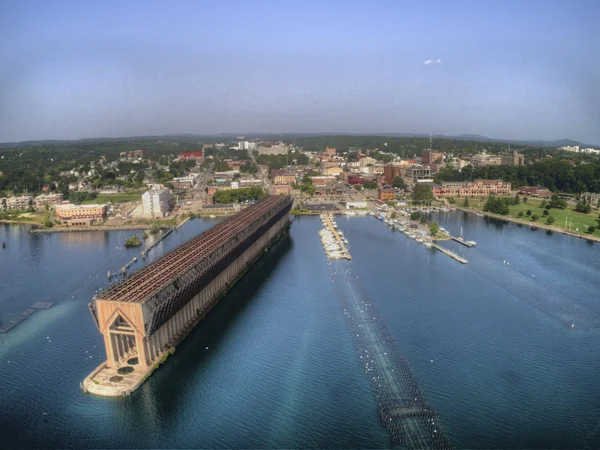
[1, 213, 600, 448]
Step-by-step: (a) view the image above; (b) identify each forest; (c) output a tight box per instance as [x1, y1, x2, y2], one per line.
[435, 159, 600, 193]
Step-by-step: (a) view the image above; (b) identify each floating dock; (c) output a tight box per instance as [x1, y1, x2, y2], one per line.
[431, 243, 468, 264]
[0, 302, 55, 333]
[83, 196, 292, 397]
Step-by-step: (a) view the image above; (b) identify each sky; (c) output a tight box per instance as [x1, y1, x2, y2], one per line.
[1, 0, 599, 144]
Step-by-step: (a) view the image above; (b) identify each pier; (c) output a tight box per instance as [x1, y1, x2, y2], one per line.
[451, 236, 476, 247]
[431, 243, 468, 264]
[331, 262, 452, 449]
[83, 196, 292, 397]
[319, 214, 351, 260]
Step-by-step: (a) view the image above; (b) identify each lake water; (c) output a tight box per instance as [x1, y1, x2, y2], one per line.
[1, 213, 599, 448]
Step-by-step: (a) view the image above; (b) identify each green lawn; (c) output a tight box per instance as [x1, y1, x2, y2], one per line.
[461, 196, 600, 235]
[82, 193, 141, 204]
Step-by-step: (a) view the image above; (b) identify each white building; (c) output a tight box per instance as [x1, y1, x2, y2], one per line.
[581, 148, 600, 155]
[142, 186, 174, 218]
[560, 145, 580, 153]
[346, 201, 367, 209]
[5, 195, 33, 210]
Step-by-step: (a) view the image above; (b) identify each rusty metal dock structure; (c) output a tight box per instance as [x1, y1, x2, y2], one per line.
[83, 195, 292, 396]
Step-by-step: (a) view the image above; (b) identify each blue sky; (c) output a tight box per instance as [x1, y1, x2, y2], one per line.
[1, 0, 599, 143]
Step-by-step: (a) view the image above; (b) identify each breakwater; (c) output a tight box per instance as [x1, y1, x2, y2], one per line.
[329, 260, 452, 449]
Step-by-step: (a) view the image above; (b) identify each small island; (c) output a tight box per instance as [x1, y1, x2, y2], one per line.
[124, 236, 142, 248]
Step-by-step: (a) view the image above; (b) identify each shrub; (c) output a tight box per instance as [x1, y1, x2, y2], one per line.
[589, 225, 596, 233]
[531, 214, 539, 221]
[526, 210, 532, 216]
[543, 210, 549, 216]
[517, 211, 524, 218]
[546, 216, 555, 225]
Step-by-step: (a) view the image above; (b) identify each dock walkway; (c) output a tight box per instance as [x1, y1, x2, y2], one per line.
[450, 236, 475, 247]
[322, 215, 351, 260]
[432, 243, 468, 264]
[0, 302, 55, 333]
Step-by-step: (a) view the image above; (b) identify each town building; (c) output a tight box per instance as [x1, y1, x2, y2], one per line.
[324, 147, 337, 156]
[225, 160, 244, 170]
[5, 195, 33, 210]
[421, 151, 444, 165]
[560, 145, 580, 153]
[500, 151, 525, 166]
[172, 176, 197, 189]
[238, 179, 264, 188]
[311, 176, 337, 187]
[432, 179, 511, 197]
[127, 149, 145, 158]
[347, 175, 365, 185]
[519, 186, 552, 198]
[404, 165, 432, 184]
[34, 193, 64, 209]
[346, 200, 367, 209]
[179, 151, 205, 163]
[273, 175, 296, 185]
[470, 154, 501, 167]
[322, 166, 343, 176]
[364, 165, 384, 175]
[581, 192, 600, 207]
[258, 142, 289, 155]
[142, 186, 174, 218]
[384, 164, 403, 184]
[378, 186, 395, 201]
[271, 184, 291, 196]
[358, 156, 377, 167]
[581, 148, 600, 155]
[55, 204, 107, 226]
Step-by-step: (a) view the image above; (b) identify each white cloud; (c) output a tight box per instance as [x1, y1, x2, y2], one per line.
[424, 59, 442, 65]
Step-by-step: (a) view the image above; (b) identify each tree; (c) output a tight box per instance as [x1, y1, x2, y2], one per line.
[523, 197, 528, 203]
[483, 194, 509, 215]
[390, 211, 397, 219]
[392, 176, 406, 190]
[420, 217, 427, 224]
[546, 216, 555, 225]
[576, 200, 592, 214]
[517, 211, 524, 218]
[410, 211, 420, 220]
[429, 221, 439, 236]
[463, 197, 469, 207]
[531, 214, 539, 220]
[549, 194, 567, 209]
[526, 210, 532, 216]
[540, 199, 547, 208]
[412, 185, 434, 205]
[589, 225, 596, 233]
[513, 194, 520, 205]
[543, 209, 549, 216]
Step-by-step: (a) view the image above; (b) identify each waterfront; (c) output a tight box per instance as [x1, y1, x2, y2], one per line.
[1, 213, 600, 448]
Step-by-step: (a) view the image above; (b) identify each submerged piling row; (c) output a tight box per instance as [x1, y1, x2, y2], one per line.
[330, 262, 452, 449]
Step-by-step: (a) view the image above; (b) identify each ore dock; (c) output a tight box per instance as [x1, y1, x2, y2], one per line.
[83, 195, 292, 397]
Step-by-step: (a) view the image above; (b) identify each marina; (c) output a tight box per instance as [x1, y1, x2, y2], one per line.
[2, 214, 600, 448]
[319, 214, 351, 260]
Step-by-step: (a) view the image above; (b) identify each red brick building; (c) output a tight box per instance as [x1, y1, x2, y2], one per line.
[432, 179, 511, 197]
[383, 164, 403, 185]
[347, 175, 365, 185]
[179, 151, 205, 163]
[325, 147, 336, 156]
[519, 186, 552, 197]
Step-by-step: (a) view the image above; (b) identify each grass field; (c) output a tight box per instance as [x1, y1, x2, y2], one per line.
[458, 196, 600, 236]
[82, 193, 141, 204]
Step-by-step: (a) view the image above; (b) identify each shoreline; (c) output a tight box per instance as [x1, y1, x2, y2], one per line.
[453, 206, 600, 243]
